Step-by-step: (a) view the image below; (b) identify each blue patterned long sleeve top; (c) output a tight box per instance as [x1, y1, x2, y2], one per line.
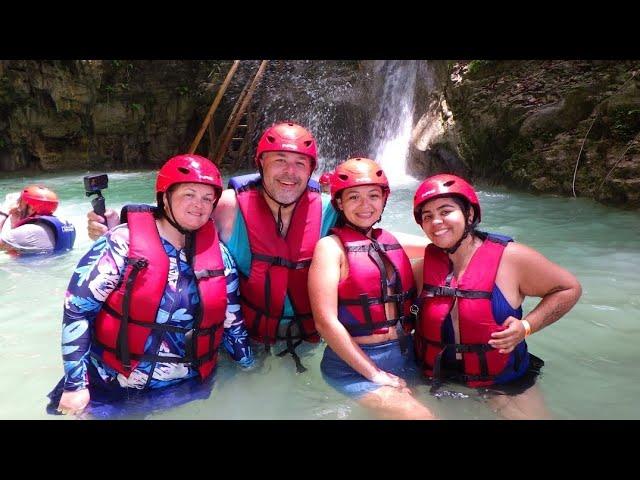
[61, 223, 254, 391]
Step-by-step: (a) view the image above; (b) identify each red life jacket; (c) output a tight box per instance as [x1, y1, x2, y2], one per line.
[332, 226, 416, 336]
[235, 183, 322, 348]
[93, 207, 227, 380]
[414, 235, 512, 388]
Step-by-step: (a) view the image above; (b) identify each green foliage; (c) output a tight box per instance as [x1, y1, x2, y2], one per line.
[175, 85, 189, 96]
[610, 106, 640, 141]
[131, 103, 143, 112]
[466, 60, 494, 76]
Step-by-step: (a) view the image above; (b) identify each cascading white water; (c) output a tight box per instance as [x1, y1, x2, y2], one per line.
[369, 61, 419, 186]
[255, 60, 360, 175]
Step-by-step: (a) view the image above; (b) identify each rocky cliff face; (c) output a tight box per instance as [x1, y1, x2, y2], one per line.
[0, 60, 366, 174]
[0, 60, 234, 172]
[2, 60, 638, 207]
[410, 60, 640, 207]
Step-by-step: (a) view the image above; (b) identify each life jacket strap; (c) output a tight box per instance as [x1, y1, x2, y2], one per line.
[423, 284, 492, 299]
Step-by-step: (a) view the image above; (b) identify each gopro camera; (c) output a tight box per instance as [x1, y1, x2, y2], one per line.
[83, 173, 108, 219]
[84, 173, 108, 194]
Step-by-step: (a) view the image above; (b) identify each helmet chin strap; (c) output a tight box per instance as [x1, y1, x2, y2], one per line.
[443, 225, 472, 254]
[163, 192, 191, 236]
[343, 217, 373, 236]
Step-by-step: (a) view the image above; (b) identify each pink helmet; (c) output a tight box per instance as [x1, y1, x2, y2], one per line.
[330, 157, 390, 207]
[156, 154, 223, 198]
[413, 174, 480, 224]
[319, 172, 332, 186]
[20, 185, 59, 215]
[255, 122, 318, 171]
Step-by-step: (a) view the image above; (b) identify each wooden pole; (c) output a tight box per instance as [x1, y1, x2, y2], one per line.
[188, 60, 240, 154]
[214, 69, 253, 155]
[214, 60, 268, 165]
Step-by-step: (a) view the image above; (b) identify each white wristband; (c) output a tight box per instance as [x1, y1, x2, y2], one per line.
[522, 319, 532, 337]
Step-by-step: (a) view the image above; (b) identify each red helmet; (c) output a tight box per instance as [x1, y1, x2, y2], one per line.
[330, 157, 390, 205]
[413, 173, 480, 224]
[319, 172, 332, 186]
[156, 154, 223, 198]
[20, 185, 59, 215]
[255, 122, 318, 171]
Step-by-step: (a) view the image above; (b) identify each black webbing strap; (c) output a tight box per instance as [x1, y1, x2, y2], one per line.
[276, 321, 307, 373]
[194, 268, 225, 280]
[421, 339, 496, 384]
[344, 242, 402, 253]
[116, 257, 148, 371]
[103, 303, 220, 334]
[252, 253, 311, 270]
[423, 284, 492, 299]
[184, 324, 221, 367]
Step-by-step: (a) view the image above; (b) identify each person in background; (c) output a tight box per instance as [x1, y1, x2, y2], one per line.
[309, 157, 435, 419]
[411, 174, 582, 419]
[48, 154, 253, 418]
[0, 185, 75, 255]
[318, 171, 332, 194]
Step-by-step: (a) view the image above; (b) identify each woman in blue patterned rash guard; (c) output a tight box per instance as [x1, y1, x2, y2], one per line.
[47, 154, 254, 419]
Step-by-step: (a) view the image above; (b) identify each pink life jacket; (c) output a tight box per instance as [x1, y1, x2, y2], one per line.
[414, 234, 512, 388]
[235, 183, 322, 348]
[94, 206, 227, 380]
[332, 226, 416, 336]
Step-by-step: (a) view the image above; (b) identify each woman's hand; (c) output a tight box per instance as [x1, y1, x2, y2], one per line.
[370, 370, 410, 392]
[58, 388, 90, 416]
[87, 209, 119, 240]
[488, 316, 527, 354]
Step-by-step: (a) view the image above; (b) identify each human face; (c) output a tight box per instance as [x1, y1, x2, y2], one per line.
[165, 182, 218, 231]
[260, 151, 313, 204]
[336, 185, 385, 230]
[418, 196, 472, 248]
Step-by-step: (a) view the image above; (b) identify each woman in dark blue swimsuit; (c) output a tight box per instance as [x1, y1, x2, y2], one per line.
[412, 174, 582, 419]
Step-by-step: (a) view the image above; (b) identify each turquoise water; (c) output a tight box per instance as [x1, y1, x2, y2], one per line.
[1, 170, 639, 419]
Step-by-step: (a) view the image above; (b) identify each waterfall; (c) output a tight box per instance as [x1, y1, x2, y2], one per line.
[369, 60, 419, 186]
[251, 60, 421, 182]
[255, 60, 363, 174]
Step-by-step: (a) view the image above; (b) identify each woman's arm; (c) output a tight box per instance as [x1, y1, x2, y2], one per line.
[391, 231, 430, 260]
[58, 227, 129, 413]
[489, 242, 582, 353]
[219, 242, 254, 369]
[412, 257, 425, 296]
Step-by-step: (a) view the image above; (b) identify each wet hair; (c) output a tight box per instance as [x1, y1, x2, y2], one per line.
[154, 192, 165, 219]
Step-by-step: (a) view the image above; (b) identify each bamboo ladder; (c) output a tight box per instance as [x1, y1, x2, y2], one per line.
[189, 60, 269, 168]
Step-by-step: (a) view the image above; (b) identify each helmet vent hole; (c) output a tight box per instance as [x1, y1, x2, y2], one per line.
[338, 174, 349, 181]
[267, 135, 276, 143]
[304, 140, 312, 147]
[375, 170, 383, 177]
[443, 180, 455, 187]
[177, 167, 190, 175]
